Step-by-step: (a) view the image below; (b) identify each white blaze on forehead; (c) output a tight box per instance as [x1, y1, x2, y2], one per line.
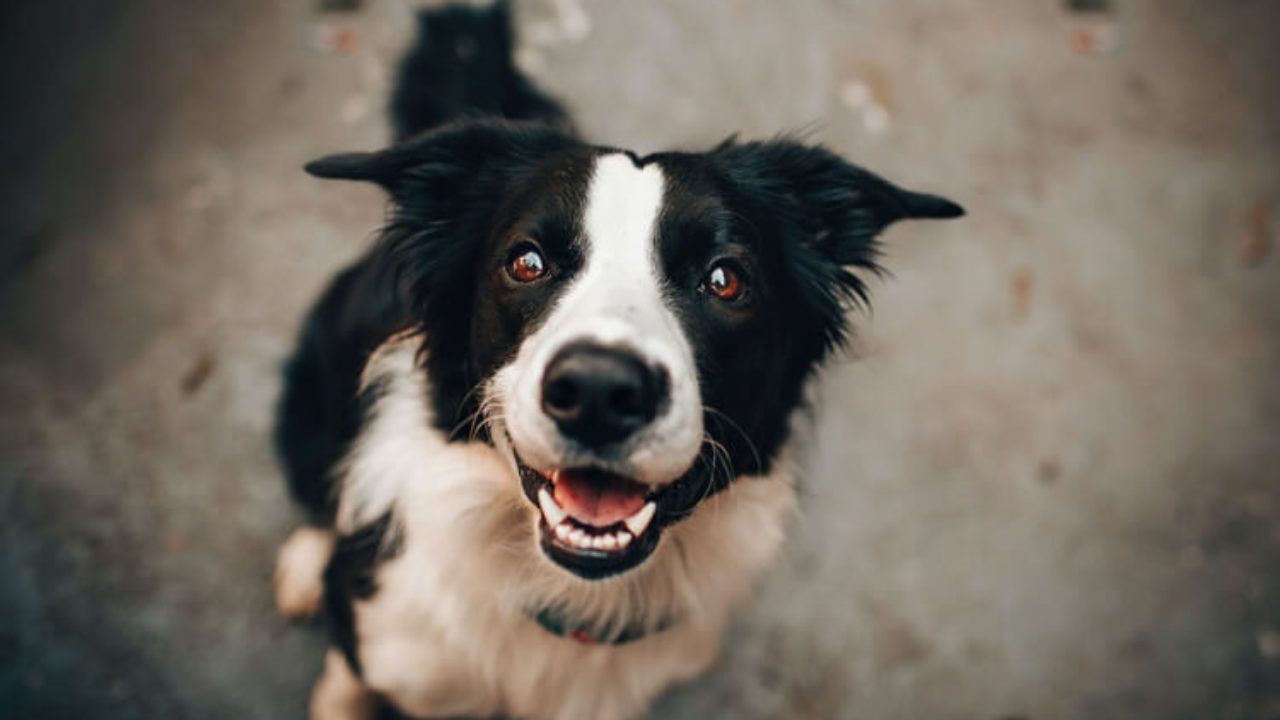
[554, 152, 673, 344]
[581, 153, 665, 289]
[493, 153, 705, 485]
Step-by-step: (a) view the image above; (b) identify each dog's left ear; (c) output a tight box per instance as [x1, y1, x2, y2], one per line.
[711, 139, 964, 266]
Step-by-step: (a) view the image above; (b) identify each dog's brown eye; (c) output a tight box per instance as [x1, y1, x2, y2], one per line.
[506, 243, 546, 283]
[703, 262, 745, 302]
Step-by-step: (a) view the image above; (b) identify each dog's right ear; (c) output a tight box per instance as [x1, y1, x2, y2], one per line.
[303, 119, 577, 197]
[304, 150, 409, 188]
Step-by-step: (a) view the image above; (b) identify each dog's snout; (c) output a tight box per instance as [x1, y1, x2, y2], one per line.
[541, 344, 668, 447]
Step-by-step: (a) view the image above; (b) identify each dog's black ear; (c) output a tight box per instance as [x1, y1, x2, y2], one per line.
[711, 138, 963, 356]
[304, 150, 414, 189]
[304, 119, 576, 196]
[711, 138, 963, 266]
[303, 120, 578, 314]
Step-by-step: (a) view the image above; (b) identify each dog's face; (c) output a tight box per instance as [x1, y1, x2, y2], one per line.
[307, 121, 962, 580]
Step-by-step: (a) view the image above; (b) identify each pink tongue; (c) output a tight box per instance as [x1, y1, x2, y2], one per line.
[552, 471, 647, 527]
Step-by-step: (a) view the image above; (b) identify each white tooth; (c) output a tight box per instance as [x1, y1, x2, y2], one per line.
[538, 489, 566, 527]
[601, 534, 618, 551]
[555, 524, 572, 541]
[616, 530, 632, 547]
[570, 529, 587, 547]
[591, 536, 607, 550]
[623, 502, 656, 537]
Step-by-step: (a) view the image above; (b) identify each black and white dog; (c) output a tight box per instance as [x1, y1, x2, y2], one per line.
[273, 3, 962, 719]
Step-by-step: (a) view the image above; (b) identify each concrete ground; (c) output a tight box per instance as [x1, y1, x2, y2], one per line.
[1, 0, 1277, 718]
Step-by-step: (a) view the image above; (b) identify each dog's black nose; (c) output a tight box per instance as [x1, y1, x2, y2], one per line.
[541, 344, 667, 447]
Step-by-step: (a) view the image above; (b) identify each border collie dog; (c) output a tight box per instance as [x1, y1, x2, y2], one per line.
[274, 3, 962, 719]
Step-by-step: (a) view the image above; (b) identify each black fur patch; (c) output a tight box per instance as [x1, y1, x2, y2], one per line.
[352, 121, 595, 437]
[640, 140, 963, 502]
[323, 512, 402, 676]
[274, 259, 409, 521]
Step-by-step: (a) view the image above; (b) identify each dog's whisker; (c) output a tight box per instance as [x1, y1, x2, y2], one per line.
[469, 401, 505, 443]
[700, 433, 735, 524]
[448, 382, 493, 441]
[456, 383, 505, 443]
[702, 405, 762, 477]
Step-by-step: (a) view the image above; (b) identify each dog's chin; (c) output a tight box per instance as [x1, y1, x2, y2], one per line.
[515, 453, 671, 581]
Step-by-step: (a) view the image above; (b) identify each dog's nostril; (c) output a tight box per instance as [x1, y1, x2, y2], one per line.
[544, 377, 581, 417]
[540, 343, 667, 447]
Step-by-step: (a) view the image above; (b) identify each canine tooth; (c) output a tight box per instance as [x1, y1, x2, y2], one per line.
[616, 530, 632, 547]
[555, 524, 572, 541]
[623, 502, 656, 536]
[538, 488, 567, 526]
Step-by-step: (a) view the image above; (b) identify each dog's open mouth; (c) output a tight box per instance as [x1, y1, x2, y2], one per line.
[517, 459, 663, 580]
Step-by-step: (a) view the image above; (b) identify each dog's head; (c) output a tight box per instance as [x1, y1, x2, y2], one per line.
[308, 120, 962, 580]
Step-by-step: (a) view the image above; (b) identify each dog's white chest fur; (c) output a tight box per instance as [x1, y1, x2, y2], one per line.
[321, 335, 796, 720]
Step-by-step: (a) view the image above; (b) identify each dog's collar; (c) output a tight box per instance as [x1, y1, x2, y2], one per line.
[525, 604, 673, 646]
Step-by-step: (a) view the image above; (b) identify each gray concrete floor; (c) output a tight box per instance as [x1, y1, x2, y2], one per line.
[1, 1, 1278, 718]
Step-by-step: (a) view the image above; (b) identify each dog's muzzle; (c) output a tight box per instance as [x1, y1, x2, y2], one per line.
[509, 342, 698, 579]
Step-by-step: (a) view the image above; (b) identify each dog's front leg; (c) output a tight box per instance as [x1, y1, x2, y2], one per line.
[311, 649, 376, 720]
[275, 525, 336, 620]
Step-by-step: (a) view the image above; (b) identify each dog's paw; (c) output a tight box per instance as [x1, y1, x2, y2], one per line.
[275, 525, 336, 620]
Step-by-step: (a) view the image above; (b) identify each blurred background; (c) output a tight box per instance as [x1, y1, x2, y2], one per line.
[1, 0, 1277, 718]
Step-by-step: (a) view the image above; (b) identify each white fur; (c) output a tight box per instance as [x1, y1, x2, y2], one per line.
[336, 330, 438, 531]
[495, 154, 704, 486]
[275, 525, 336, 620]
[309, 332, 798, 720]
[311, 649, 375, 720]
